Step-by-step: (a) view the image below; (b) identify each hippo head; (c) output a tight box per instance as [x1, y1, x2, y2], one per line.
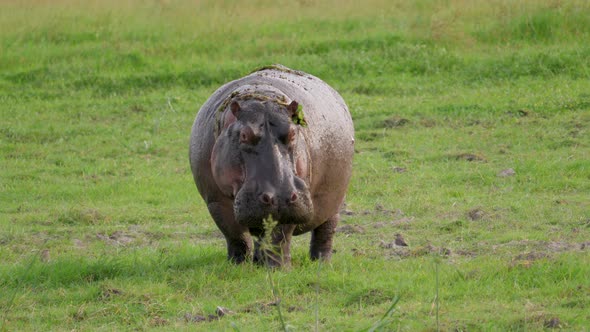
[210, 98, 313, 228]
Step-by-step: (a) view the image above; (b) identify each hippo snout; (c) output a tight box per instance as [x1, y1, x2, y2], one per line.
[259, 190, 298, 206]
[233, 182, 313, 228]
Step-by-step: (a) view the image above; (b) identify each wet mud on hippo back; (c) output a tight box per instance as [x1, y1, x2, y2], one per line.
[189, 65, 354, 266]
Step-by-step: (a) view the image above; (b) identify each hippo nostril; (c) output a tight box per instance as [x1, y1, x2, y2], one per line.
[289, 192, 298, 203]
[260, 192, 275, 206]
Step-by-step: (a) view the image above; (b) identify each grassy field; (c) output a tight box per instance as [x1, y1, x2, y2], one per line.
[1, 0, 589, 330]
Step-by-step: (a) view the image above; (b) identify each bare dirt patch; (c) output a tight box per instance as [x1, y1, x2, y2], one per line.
[506, 109, 533, 117]
[340, 203, 412, 231]
[336, 224, 365, 234]
[96, 231, 135, 246]
[380, 240, 452, 259]
[392, 166, 407, 173]
[149, 316, 169, 327]
[454, 153, 487, 162]
[242, 300, 302, 314]
[57, 208, 105, 225]
[183, 306, 235, 323]
[382, 116, 409, 128]
[495, 240, 590, 253]
[99, 287, 123, 300]
[512, 251, 550, 266]
[544, 317, 562, 329]
[498, 168, 516, 177]
[467, 208, 485, 221]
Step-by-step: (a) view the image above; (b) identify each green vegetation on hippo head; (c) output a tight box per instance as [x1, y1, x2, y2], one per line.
[287, 101, 307, 127]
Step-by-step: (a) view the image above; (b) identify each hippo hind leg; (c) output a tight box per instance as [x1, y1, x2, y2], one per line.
[207, 201, 252, 263]
[310, 214, 339, 261]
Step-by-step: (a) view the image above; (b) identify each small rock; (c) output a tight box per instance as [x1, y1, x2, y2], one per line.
[498, 168, 516, 177]
[40, 249, 50, 263]
[150, 316, 168, 326]
[130, 105, 146, 113]
[287, 305, 302, 312]
[184, 313, 209, 323]
[215, 306, 234, 317]
[440, 247, 452, 256]
[351, 248, 366, 256]
[544, 317, 561, 329]
[517, 109, 532, 117]
[342, 209, 356, 216]
[468, 208, 485, 221]
[100, 288, 123, 300]
[394, 233, 408, 247]
[184, 312, 220, 323]
[505, 109, 533, 117]
[266, 299, 281, 307]
[392, 166, 407, 173]
[455, 153, 487, 162]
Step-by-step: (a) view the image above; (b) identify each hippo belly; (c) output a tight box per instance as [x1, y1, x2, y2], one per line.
[189, 64, 354, 266]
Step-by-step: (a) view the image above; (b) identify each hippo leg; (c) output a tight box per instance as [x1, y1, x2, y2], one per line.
[253, 224, 296, 267]
[310, 214, 339, 261]
[207, 201, 252, 263]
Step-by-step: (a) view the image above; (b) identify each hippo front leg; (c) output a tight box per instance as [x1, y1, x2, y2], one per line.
[207, 201, 253, 263]
[253, 224, 296, 267]
[310, 214, 339, 261]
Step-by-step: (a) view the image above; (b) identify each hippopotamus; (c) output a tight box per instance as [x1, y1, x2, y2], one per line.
[189, 64, 354, 266]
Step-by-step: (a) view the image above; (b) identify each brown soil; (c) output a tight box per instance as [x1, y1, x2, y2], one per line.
[454, 153, 487, 162]
[382, 116, 409, 128]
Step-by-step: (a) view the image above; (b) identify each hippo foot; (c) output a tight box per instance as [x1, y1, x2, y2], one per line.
[310, 214, 339, 261]
[226, 238, 252, 264]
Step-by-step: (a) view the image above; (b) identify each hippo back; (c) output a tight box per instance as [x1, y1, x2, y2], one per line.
[190, 65, 354, 234]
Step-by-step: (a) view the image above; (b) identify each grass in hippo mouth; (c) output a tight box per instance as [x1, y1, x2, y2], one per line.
[2, 0, 590, 331]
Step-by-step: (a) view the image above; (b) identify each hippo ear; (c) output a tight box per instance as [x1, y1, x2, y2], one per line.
[287, 100, 307, 127]
[286, 100, 299, 117]
[230, 101, 241, 117]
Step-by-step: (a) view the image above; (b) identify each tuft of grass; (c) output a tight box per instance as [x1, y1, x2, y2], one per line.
[365, 295, 401, 332]
[259, 217, 288, 331]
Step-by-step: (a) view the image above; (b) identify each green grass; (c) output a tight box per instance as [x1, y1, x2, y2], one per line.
[1, 0, 589, 330]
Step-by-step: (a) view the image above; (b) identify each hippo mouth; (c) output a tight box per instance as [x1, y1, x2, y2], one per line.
[233, 179, 314, 228]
